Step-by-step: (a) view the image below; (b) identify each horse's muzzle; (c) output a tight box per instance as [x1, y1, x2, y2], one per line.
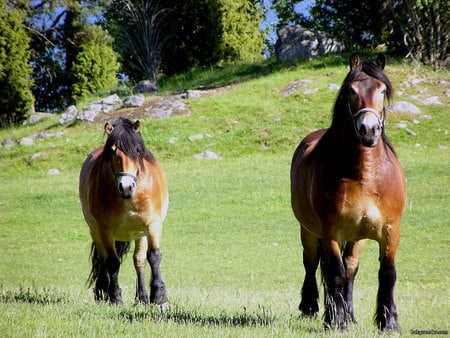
[117, 174, 137, 199]
[354, 109, 383, 147]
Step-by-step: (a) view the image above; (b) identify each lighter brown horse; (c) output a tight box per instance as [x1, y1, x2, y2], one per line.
[290, 53, 406, 332]
[79, 118, 169, 306]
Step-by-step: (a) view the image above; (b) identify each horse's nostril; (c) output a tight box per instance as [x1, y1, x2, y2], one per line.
[359, 124, 367, 135]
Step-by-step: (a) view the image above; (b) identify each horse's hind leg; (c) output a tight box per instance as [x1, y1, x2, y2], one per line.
[376, 227, 400, 332]
[134, 237, 149, 304]
[147, 226, 168, 306]
[342, 239, 367, 322]
[299, 227, 319, 316]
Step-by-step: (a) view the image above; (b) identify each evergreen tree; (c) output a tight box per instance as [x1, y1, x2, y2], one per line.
[160, 0, 223, 76]
[71, 25, 119, 101]
[0, 1, 34, 127]
[25, 0, 113, 111]
[221, 0, 265, 62]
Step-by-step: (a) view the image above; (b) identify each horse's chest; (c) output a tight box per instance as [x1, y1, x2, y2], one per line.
[113, 210, 148, 241]
[333, 179, 384, 238]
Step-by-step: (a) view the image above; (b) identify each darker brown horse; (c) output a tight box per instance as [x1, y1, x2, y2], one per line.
[290, 53, 406, 332]
[79, 118, 169, 306]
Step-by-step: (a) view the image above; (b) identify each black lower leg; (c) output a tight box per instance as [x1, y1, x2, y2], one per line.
[148, 248, 168, 305]
[105, 255, 122, 305]
[135, 270, 148, 304]
[343, 272, 357, 322]
[323, 256, 348, 330]
[376, 259, 399, 332]
[299, 253, 319, 316]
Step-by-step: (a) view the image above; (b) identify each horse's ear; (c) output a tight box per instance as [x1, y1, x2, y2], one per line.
[349, 52, 360, 71]
[133, 120, 141, 133]
[105, 122, 114, 135]
[375, 53, 386, 70]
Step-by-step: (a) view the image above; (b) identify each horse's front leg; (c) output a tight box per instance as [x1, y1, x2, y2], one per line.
[105, 253, 122, 305]
[342, 239, 367, 322]
[134, 237, 149, 304]
[376, 226, 400, 333]
[147, 226, 168, 306]
[299, 227, 319, 316]
[321, 238, 348, 330]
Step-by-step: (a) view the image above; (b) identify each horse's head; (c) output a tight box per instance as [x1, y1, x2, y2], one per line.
[104, 119, 142, 199]
[340, 53, 392, 147]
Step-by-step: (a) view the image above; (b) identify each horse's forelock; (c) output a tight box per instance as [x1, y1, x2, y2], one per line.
[104, 118, 154, 165]
[338, 59, 393, 101]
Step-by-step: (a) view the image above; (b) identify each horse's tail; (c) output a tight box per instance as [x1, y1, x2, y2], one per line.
[87, 241, 131, 288]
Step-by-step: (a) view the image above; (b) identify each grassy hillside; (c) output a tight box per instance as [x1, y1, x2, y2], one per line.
[0, 54, 449, 336]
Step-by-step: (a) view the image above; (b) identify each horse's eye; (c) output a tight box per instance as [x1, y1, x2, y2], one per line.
[381, 89, 386, 95]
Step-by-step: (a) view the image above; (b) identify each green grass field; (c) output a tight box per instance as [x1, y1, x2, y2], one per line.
[0, 54, 449, 336]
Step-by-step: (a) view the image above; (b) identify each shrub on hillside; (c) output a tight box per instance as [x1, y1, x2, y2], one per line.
[71, 25, 119, 103]
[0, 3, 34, 127]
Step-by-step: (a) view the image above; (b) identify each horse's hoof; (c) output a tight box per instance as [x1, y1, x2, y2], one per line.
[154, 301, 168, 311]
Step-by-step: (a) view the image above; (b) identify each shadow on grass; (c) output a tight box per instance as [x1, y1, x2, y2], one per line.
[0, 286, 67, 305]
[119, 303, 276, 328]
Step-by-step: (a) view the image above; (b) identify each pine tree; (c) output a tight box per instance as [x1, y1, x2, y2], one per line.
[71, 25, 119, 102]
[221, 0, 265, 62]
[0, 1, 34, 127]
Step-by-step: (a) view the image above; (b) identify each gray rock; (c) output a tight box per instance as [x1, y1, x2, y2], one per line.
[303, 88, 318, 95]
[25, 112, 53, 125]
[122, 95, 145, 108]
[47, 168, 60, 175]
[192, 150, 221, 160]
[423, 96, 442, 105]
[328, 84, 340, 91]
[29, 153, 41, 161]
[2, 138, 15, 148]
[188, 134, 203, 142]
[19, 137, 34, 146]
[275, 25, 345, 61]
[282, 79, 313, 96]
[35, 131, 63, 139]
[60, 105, 78, 125]
[77, 104, 104, 122]
[405, 128, 417, 136]
[94, 94, 122, 106]
[133, 80, 157, 94]
[391, 101, 420, 115]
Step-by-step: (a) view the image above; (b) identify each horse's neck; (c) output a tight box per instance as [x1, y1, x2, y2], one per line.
[326, 129, 386, 181]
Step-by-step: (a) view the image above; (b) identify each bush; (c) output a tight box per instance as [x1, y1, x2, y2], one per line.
[71, 25, 119, 102]
[0, 2, 34, 127]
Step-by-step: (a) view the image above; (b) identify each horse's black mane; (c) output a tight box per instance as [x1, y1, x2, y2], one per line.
[104, 118, 155, 166]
